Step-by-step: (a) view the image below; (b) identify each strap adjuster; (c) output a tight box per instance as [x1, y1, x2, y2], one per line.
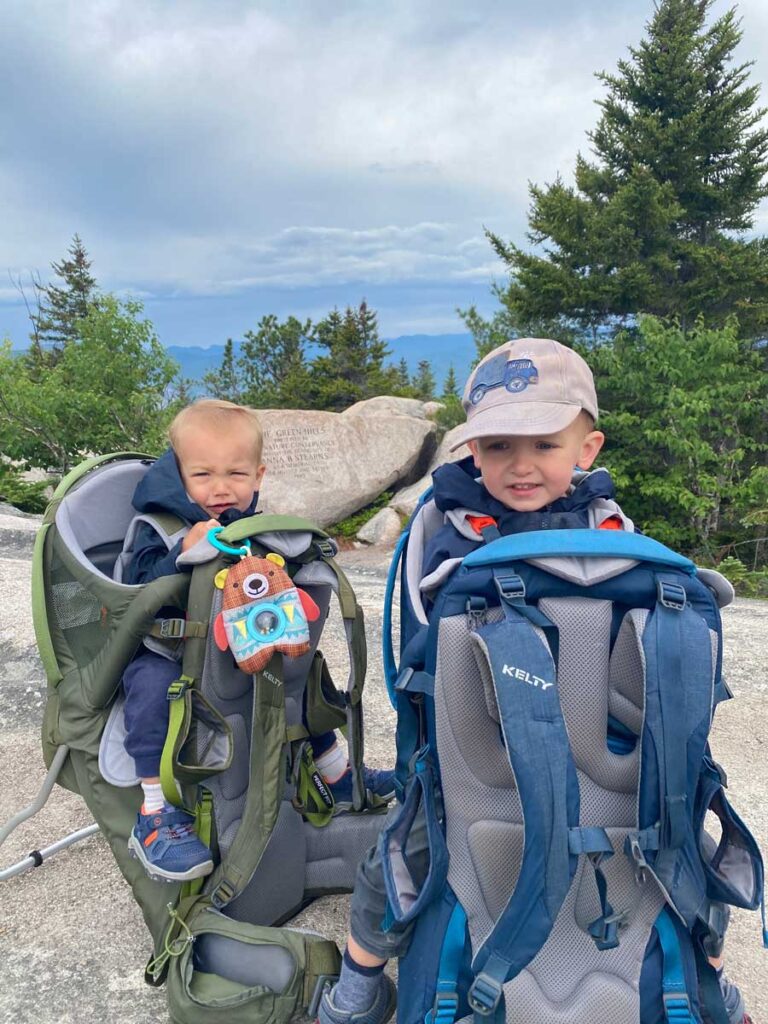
[657, 580, 686, 610]
[430, 990, 459, 1023]
[494, 574, 525, 604]
[307, 974, 339, 1019]
[210, 877, 236, 908]
[663, 992, 693, 1021]
[166, 679, 191, 701]
[159, 618, 185, 639]
[394, 667, 414, 692]
[316, 538, 336, 558]
[468, 972, 503, 1017]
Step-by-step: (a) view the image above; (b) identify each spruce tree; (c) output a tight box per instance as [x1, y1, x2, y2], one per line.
[486, 0, 768, 339]
[203, 338, 242, 402]
[237, 314, 311, 408]
[310, 302, 399, 410]
[442, 364, 459, 398]
[411, 359, 436, 400]
[32, 234, 97, 354]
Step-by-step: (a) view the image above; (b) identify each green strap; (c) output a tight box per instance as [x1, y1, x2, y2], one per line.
[148, 619, 208, 640]
[182, 790, 214, 899]
[208, 654, 287, 908]
[286, 723, 310, 742]
[303, 938, 343, 1007]
[159, 677, 194, 808]
[291, 742, 334, 828]
[217, 514, 331, 546]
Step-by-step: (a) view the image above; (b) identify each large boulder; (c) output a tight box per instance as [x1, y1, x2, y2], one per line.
[388, 424, 471, 517]
[258, 408, 436, 527]
[356, 507, 403, 548]
[342, 396, 427, 420]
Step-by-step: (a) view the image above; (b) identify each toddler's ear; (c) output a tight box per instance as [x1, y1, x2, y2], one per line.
[468, 440, 481, 469]
[576, 430, 605, 471]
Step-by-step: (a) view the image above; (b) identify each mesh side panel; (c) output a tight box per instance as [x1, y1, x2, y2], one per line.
[51, 580, 102, 630]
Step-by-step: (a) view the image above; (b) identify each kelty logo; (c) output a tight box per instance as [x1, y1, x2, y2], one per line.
[263, 669, 282, 687]
[502, 663, 553, 690]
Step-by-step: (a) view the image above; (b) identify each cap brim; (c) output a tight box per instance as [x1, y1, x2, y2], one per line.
[448, 403, 583, 452]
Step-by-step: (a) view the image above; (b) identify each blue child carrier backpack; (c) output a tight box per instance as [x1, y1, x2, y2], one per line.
[380, 492, 767, 1024]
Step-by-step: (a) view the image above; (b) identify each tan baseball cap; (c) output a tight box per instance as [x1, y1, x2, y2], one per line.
[450, 337, 598, 451]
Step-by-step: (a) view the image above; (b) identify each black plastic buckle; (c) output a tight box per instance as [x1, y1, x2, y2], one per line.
[394, 667, 415, 692]
[166, 679, 191, 702]
[316, 538, 336, 558]
[307, 974, 339, 1018]
[662, 991, 693, 1020]
[467, 973, 503, 1017]
[159, 618, 185, 639]
[494, 574, 525, 604]
[430, 990, 459, 1023]
[210, 878, 236, 908]
[657, 580, 686, 611]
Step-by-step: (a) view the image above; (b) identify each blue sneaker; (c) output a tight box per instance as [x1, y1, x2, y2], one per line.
[128, 805, 214, 883]
[327, 765, 396, 809]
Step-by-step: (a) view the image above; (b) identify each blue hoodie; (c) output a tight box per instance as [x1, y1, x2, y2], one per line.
[421, 456, 624, 581]
[123, 448, 259, 585]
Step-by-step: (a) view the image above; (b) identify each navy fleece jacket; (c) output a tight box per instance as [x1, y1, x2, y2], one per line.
[123, 449, 259, 585]
[422, 457, 623, 581]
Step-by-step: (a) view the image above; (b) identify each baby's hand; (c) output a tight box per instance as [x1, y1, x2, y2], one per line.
[182, 519, 220, 552]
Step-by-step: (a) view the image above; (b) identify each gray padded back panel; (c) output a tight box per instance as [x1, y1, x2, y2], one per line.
[436, 600, 667, 1023]
[198, 581, 387, 924]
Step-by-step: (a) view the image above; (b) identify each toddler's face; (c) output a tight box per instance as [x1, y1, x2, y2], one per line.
[469, 417, 604, 512]
[175, 426, 265, 520]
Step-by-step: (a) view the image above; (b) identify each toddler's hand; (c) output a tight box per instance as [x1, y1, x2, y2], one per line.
[182, 519, 220, 552]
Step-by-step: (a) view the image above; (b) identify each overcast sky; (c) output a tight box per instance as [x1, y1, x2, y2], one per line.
[3, 0, 768, 347]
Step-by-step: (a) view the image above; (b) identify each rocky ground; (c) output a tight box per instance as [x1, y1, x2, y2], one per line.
[0, 513, 765, 1023]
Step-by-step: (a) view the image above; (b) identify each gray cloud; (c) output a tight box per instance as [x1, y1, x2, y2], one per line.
[1, 0, 767, 327]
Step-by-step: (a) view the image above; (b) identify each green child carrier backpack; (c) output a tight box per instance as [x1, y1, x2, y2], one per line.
[381, 494, 767, 1024]
[29, 451, 392, 1024]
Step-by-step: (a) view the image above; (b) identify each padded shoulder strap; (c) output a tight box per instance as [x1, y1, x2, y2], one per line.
[113, 512, 188, 582]
[466, 601, 580, 1018]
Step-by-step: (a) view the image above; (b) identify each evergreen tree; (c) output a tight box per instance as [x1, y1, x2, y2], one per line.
[442, 364, 459, 398]
[397, 357, 411, 390]
[309, 302, 399, 410]
[203, 338, 242, 402]
[482, 0, 768, 340]
[411, 359, 436, 400]
[237, 314, 311, 408]
[32, 234, 97, 355]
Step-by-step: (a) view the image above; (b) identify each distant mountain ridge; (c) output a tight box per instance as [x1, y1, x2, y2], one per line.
[166, 333, 475, 390]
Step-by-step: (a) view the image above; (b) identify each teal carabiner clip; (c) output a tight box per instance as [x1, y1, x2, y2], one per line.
[208, 526, 252, 558]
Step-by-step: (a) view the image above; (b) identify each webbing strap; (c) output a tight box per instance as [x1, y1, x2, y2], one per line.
[468, 605, 579, 1008]
[208, 653, 286, 908]
[148, 618, 208, 640]
[182, 790, 214, 899]
[654, 578, 688, 850]
[159, 676, 193, 807]
[655, 909, 695, 1023]
[568, 827, 622, 950]
[426, 901, 467, 1024]
[383, 526, 409, 708]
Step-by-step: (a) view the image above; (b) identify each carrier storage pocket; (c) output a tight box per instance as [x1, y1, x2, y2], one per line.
[166, 906, 340, 1024]
[379, 750, 448, 926]
[303, 651, 347, 736]
[696, 759, 764, 910]
[161, 679, 234, 787]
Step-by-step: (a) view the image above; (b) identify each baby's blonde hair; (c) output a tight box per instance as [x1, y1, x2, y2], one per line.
[168, 399, 264, 462]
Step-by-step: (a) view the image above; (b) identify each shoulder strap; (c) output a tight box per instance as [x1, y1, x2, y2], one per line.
[465, 597, 580, 1020]
[113, 511, 188, 583]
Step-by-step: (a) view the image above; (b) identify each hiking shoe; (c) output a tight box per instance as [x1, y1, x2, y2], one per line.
[128, 806, 214, 883]
[701, 972, 749, 1024]
[316, 973, 396, 1024]
[327, 765, 396, 808]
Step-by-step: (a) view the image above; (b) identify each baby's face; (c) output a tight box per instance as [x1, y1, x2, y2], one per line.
[175, 426, 265, 520]
[469, 417, 604, 512]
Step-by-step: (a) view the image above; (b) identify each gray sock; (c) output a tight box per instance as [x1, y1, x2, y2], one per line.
[332, 950, 384, 1012]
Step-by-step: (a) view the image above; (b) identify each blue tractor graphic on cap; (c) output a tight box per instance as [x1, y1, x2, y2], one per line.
[469, 352, 539, 405]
